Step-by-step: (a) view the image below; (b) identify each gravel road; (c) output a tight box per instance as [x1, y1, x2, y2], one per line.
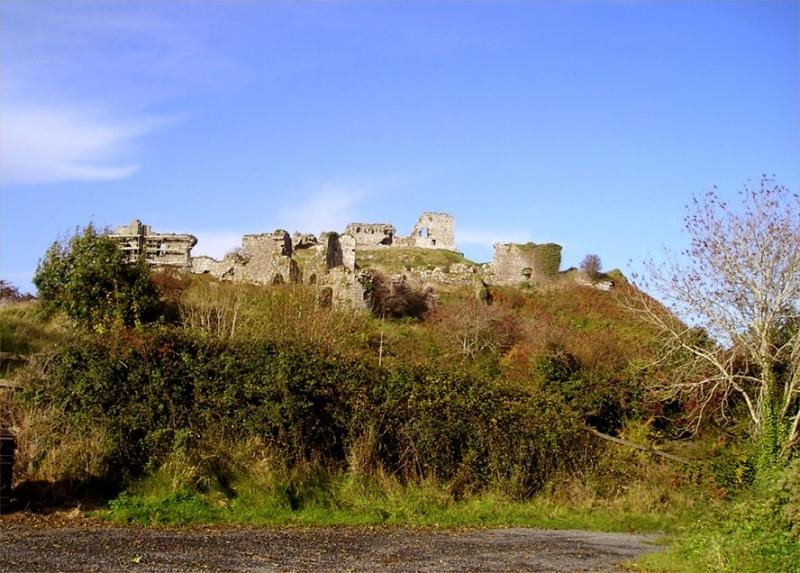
[1, 513, 662, 572]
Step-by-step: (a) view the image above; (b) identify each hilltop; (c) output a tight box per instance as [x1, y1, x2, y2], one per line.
[110, 211, 613, 307]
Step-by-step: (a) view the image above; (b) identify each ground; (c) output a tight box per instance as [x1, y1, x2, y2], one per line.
[1, 511, 661, 572]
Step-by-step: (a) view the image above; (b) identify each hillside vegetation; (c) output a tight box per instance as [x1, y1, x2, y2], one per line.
[2, 207, 799, 572]
[356, 246, 477, 274]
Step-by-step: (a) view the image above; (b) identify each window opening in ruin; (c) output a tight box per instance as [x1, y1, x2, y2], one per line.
[419, 228, 430, 238]
[326, 235, 344, 269]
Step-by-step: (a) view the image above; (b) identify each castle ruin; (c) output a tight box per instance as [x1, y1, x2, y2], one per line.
[112, 220, 197, 270]
[110, 211, 609, 307]
[489, 242, 563, 286]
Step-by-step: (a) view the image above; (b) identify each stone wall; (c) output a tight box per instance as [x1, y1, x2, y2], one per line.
[344, 223, 396, 247]
[408, 212, 455, 250]
[111, 219, 197, 270]
[236, 231, 297, 285]
[112, 212, 606, 308]
[489, 242, 563, 286]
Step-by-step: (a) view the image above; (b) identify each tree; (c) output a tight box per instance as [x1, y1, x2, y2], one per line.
[0, 280, 34, 302]
[631, 177, 800, 461]
[580, 254, 602, 279]
[427, 297, 519, 361]
[33, 224, 160, 327]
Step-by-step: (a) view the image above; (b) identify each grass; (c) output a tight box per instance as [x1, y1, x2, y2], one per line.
[0, 301, 71, 353]
[98, 441, 800, 572]
[99, 449, 694, 533]
[102, 473, 677, 532]
[100, 466, 800, 573]
[639, 476, 800, 573]
[0, 301, 73, 376]
[355, 247, 478, 274]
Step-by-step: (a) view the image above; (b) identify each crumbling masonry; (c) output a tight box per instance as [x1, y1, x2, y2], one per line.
[113, 220, 197, 270]
[111, 211, 610, 306]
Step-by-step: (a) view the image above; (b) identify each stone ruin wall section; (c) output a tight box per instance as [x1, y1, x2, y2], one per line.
[408, 212, 455, 251]
[111, 212, 597, 306]
[111, 219, 197, 270]
[344, 223, 396, 247]
[490, 242, 563, 286]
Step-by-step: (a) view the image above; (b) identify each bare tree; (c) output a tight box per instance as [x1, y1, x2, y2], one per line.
[428, 298, 519, 361]
[630, 177, 800, 458]
[580, 254, 602, 278]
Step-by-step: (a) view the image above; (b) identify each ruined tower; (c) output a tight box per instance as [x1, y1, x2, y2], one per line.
[409, 212, 455, 250]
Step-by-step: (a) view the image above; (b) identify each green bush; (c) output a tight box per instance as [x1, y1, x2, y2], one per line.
[641, 467, 800, 572]
[33, 225, 160, 327]
[21, 325, 584, 497]
[533, 243, 563, 277]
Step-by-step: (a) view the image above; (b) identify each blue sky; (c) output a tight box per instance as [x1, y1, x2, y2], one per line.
[2, 1, 798, 293]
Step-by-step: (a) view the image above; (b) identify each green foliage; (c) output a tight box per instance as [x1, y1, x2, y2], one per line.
[103, 464, 673, 531]
[21, 324, 584, 496]
[33, 225, 160, 327]
[20, 252, 799, 571]
[532, 344, 638, 434]
[0, 301, 72, 357]
[356, 247, 476, 274]
[640, 466, 800, 572]
[518, 242, 562, 277]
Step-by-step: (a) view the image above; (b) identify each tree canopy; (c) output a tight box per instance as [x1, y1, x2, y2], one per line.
[33, 224, 160, 327]
[633, 177, 800, 462]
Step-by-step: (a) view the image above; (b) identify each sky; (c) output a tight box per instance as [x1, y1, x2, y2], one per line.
[1, 1, 798, 294]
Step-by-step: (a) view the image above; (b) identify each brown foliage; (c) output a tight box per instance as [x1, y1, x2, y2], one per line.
[361, 270, 432, 319]
[426, 297, 520, 361]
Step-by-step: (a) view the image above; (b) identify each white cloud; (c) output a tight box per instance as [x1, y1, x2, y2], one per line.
[191, 231, 244, 261]
[190, 184, 370, 260]
[278, 184, 367, 236]
[0, 103, 162, 185]
[1, 2, 232, 186]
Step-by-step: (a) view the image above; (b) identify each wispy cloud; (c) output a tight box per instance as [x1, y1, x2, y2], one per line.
[278, 184, 367, 236]
[191, 183, 369, 260]
[1, 2, 232, 186]
[1, 103, 165, 185]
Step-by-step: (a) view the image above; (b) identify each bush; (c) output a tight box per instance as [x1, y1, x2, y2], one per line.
[360, 270, 431, 319]
[580, 254, 602, 278]
[0, 280, 34, 302]
[33, 225, 160, 327]
[19, 325, 584, 497]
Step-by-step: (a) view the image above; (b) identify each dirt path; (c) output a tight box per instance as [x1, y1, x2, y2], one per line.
[1, 515, 662, 572]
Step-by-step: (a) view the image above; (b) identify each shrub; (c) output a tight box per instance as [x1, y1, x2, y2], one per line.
[360, 270, 431, 319]
[33, 224, 160, 327]
[0, 280, 34, 302]
[19, 325, 585, 498]
[580, 254, 602, 278]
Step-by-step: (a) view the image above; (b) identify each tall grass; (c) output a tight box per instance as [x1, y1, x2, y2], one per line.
[102, 436, 689, 533]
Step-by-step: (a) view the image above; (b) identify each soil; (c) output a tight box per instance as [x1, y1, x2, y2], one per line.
[1, 511, 663, 572]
